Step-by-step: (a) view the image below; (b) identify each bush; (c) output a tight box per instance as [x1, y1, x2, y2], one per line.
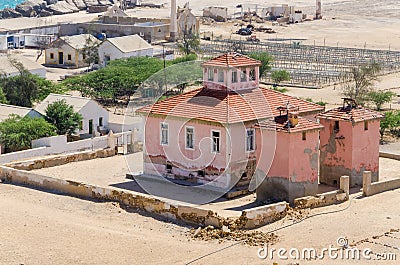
[368, 90, 396, 110]
[0, 115, 56, 152]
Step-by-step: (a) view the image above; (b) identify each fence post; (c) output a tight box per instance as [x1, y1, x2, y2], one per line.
[362, 171, 372, 196]
[340, 175, 350, 200]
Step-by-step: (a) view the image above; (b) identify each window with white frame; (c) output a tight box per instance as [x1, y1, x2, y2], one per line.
[218, 70, 224, 82]
[160, 123, 169, 145]
[232, 71, 238, 83]
[186, 127, 194, 149]
[240, 69, 247, 82]
[208, 68, 214, 81]
[246, 129, 255, 152]
[212, 130, 220, 153]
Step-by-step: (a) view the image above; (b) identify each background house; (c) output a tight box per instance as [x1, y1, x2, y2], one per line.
[44, 34, 101, 68]
[0, 104, 43, 154]
[35, 94, 109, 137]
[98, 34, 153, 66]
[177, 4, 200, 38]
[0, 55, 46, 78]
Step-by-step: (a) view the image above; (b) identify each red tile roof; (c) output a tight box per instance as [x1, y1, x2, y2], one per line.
[256, 116, 324, 133]
[202, 52, 261, 68]
[317, 105, 384, 123]
[137, 87, 324, 124]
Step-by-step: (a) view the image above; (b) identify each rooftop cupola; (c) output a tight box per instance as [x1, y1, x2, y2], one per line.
[201, 53, 261, 91]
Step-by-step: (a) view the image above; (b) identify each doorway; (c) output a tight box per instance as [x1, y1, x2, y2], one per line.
[88, 119, 93, 135]
[58, 52, 64, 64]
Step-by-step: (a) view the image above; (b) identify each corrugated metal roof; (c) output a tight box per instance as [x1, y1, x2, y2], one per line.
[105, 34, 152, 53]
[202, 52, 262, 68]
[137, 87, 324, 124]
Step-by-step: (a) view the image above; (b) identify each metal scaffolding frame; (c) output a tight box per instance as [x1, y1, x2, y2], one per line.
[201, 39, 400, 87]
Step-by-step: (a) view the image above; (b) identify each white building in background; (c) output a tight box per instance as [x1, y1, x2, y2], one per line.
[98, 34, 153, 66]
[35, 94, 109, 137]
[0, 55, 46, 78]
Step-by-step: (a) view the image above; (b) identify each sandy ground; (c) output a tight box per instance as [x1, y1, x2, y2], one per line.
[1, 174, 399, 264]
[31, 153, 400, 214]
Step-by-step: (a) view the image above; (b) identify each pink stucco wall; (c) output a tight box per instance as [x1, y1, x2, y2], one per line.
[319, 119, 353, 170]
[288, 130, 319, 183]
[144, 116, 227, 173]
[351, 119, 380, 173]
[257, 128, 319, 183]
[319, 118, 380, 186]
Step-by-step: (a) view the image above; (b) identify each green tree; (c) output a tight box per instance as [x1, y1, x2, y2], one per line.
[342, 63, 381, 105]
[45, 100, 83, 135]
[0, 87, 8, 104]
[248, 52, 273, 78]
[82, 35, 100, 70]
[0, 115, 56, 152]
[271, 70, 291, 85]
[63, 57, 166, 101]
[0, 56, 64, 106]
[368, 90, 396, 111]
[177, 33, 201, 55]
[380, 110, 400, 138]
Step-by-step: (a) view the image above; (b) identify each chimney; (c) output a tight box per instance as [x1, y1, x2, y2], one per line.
[316, 0, 322, 19]
[170, 0, 178, 41]
[288, 112, 299, 127]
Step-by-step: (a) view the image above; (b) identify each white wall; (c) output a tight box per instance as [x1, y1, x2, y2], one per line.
[0, 36, 7, 51]
[79, 101, 110, 135]
[98, 40, 154, 66]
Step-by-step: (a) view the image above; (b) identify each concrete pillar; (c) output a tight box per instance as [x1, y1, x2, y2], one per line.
[362, 171, 372, 197]
[340, 175, 349, 200]
[316, 0, 322, 19]
[107, 130, 115, 150]
[170, 0, 178, 41]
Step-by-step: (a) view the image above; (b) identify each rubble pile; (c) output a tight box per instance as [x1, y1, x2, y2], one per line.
[189, 225, 279, 246]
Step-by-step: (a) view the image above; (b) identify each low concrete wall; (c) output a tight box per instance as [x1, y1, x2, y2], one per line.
[4, 148, 116, 171]
[379, 151, 400, 161]
[0, 165, 288, 229]
[363, 171, 400, 197]
[0, 135, 110, 165]
[242, 202, 288, 228]
[0, 132, 139, 166]
[294, 176, 349, 209]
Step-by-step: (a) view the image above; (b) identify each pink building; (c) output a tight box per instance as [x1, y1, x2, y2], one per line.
[255, 106, 323, 202]
[137, 53, 325, 202]
[317, 98, 384, 187]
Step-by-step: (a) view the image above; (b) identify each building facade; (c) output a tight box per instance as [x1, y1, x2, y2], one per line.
[317, 98, 383, 187]
[98, 34, 153, 66]
[45, 34, 100, 68]
[138, 53, 325, 202]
